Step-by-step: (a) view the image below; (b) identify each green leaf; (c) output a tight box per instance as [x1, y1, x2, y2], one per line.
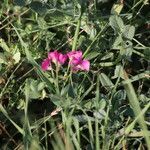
[25, 79, 45, 99]
[37, 17, 48, 29]
[123, 25, 135, 40]
[30, 1, 47, 14]
[0, 53, 7, 64]
[13, 51, 21, 64]
[14, 0, 26, 6]
[112, 34, 123, 49]
[111, 3, 124, 15]
[113, 90, 126, 101]
[112, 65, 125, 79]
[99, 73, 114, 90]
[120, 41, 133, 57]
[144, 48, 150, 60]
[84, 51, 100, 60]
[99, 99, 106, 109]
[0, 38, 10, 52]
[93, 109, 106, 120]
[38, 82, 45, 91]
[109, 15, 125, 33]
[101, 52, 114, 60]
[50, 94, 71, 107]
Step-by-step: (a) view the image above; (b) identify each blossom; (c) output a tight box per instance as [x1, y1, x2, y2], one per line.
[41, 58, 51, 71]
[67, 50, 82, 61]
[48, 50, 67, 65]
[67, 50, 90, 72]
[71, 59, 90, 72]
[41, 50, 90, 72]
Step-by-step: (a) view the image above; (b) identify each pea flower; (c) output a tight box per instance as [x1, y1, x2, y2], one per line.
[67, 51, 82, 61]
[41, 50, 67, 71]
[41, 50, 90, 72]
[67, 50, 90, 72]
[71, 59, 90, 72]
[48, 50, 67, 65]
[41, 58, 51, 71]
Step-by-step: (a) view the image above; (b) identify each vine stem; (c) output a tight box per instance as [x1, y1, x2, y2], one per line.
[72, 15, 82, 51]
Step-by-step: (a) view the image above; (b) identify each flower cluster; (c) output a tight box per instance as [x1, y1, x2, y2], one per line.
[41, 50, 90, 72]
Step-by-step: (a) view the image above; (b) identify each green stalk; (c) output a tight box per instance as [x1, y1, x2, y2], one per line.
[123, 70, 150, 149]
[72, 15, 82, 51]
[55, 65, 60, 94]
[24, 79, 32, 149]
[95, 117, 100, 150]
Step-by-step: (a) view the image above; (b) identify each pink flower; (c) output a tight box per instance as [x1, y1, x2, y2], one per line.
[48, 50, 67, 65]
[71, 59, 90, 72]
[41, 58, 51, 71]
[79, 60, 90, 71]
[67, 50, 82, 61]
[41, 50, 90, 72]
[67, 50, 90, 72]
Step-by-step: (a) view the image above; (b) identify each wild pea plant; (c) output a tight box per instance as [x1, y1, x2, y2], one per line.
[0, 0, 150, 150]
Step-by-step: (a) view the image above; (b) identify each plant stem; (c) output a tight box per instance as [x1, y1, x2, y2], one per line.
[123, 70, 150, 149]
[56, 65, 60, 94]
[72, 15, 82, 51]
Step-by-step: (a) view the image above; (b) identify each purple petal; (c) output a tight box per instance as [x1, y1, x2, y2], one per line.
[71, 59, 90, 72]
[41, 58, 51, 71]
[48, 51, 59, 63]
[69, 57, 81, 65]
[67, 50, 83, 60]
[58, 53, 68, 64]
[80, 60, 90, 71]
[48, 50, 67, 65]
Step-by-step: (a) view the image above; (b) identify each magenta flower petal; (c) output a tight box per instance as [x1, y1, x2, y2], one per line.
[67, 50, 90, 72]
[48, 50, 67, 65]
[58, 53, 68, 64]
[67, 50, 83, 60]
[79, 60, 90, 71]
[69, 57, 81, 65]
[48, 51, 58, 64]
[41, 58, 51, 71]
[71, 60, 90, 72]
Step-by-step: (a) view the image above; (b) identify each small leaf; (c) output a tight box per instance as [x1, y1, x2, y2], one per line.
[13, 51, 21, 64]
[109, 15, 125, 33]
[68, 84, 76, 98]
[14, 0, 26, 6]
[111, 3, 124, 15]
[25, 79, 45, 99]
[101, 52, 114, 60]
[0, 38, 10, 52]
[93, 109, 106, 119]
[38, 82, 45, 91]
[123, 25, 135, 40]
[99, 99, 106, 109]
[112, 65, 125, 79]
[30, 1, 47, 14]
[0, 53, 7, 64]
[112, 90, 126, 111]
[99, 73, 114, 90]
[144, 48, 150, 60]
[112, 34, 123, 49]
[84, 51, 100, 60]
[50, 94, 62, 107]
[37, 17, 48, 29]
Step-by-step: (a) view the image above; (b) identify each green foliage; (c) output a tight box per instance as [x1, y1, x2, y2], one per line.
[0, 0, 150, 149]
